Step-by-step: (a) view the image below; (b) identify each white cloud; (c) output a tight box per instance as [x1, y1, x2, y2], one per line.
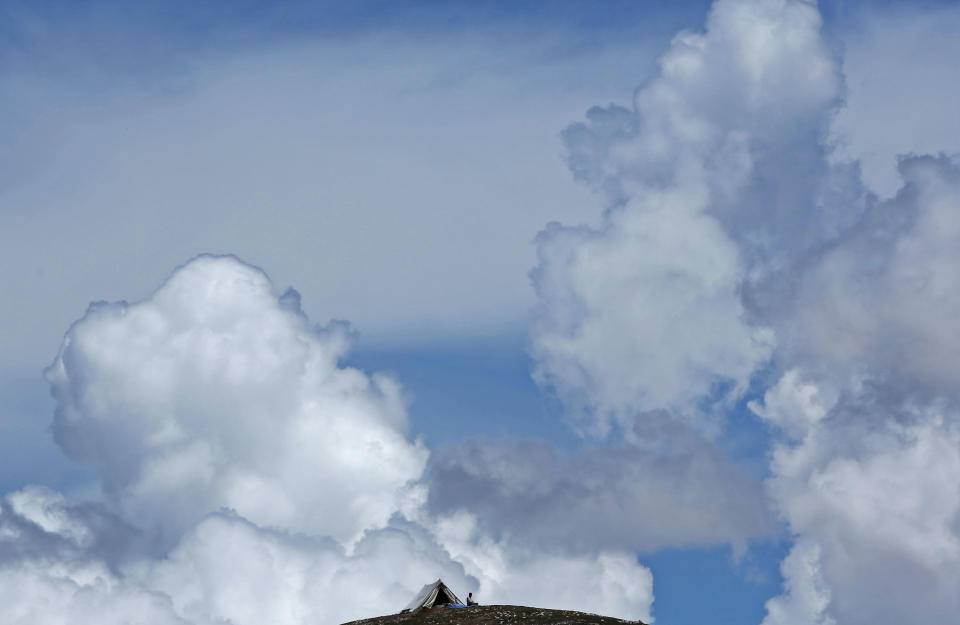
[45, 255, 428, 547]
[760, 539, 833, 625]
[530, 0, 859, 434]
[747, 370, 832, 442]
[0, 486, 188, 625]
[0, 567, 188, 625]
[755, 377, 960, 625]
[532, 203, 774, 435]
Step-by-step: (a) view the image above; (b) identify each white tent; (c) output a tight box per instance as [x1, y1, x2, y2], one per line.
[400, 579, 464, 613]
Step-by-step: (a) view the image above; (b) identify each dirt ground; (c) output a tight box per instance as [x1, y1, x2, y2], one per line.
[341, 604, 647, 625]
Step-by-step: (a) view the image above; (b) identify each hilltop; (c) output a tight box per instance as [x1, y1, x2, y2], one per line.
[342, 605, 648, 625]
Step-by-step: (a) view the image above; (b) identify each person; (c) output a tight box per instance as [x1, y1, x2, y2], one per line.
[467, 592, 477, 606]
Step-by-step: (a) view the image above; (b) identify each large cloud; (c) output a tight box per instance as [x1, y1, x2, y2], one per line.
[45, 255, 427, 547]
[530, 0, 862, 435]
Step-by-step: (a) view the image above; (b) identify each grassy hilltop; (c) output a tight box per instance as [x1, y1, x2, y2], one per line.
[342, 605, 648, 625]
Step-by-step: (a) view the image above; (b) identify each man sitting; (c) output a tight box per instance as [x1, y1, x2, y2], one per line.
[467, 593, 478, 606]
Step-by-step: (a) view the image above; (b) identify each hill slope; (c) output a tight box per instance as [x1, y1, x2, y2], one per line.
[342, 605, 648, 625]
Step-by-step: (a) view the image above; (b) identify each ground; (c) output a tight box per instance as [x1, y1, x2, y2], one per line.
[341, 605, 648, 625]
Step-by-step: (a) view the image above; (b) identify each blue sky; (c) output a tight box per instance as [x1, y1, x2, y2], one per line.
[2, 1, 960, 624]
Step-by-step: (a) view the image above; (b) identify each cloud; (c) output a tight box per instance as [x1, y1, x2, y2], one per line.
[752, 157, 960, 625]
[759, 539, 833, 625]
[754, 373, 960, 625]
[45, 255, 428, 548]
[786, 156, 960, 396]
[531, 207, 774, 436]
[530, 0, 863, 435]
[425, 434, 771, 554]
[0, 485, 188, 625]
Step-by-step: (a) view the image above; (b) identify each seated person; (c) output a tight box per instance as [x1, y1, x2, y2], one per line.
[467, 592, 478, 606]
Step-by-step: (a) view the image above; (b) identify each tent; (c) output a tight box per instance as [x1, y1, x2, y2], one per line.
[400, 579, 464, 613]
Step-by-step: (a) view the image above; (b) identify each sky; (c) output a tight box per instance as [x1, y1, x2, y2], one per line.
[2, 0, 960, 624]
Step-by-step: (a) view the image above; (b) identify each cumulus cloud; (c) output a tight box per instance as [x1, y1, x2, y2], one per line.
[45, 255, 427, 547]
[532, 207, 774, 435]
[530, 0, 865, 435]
